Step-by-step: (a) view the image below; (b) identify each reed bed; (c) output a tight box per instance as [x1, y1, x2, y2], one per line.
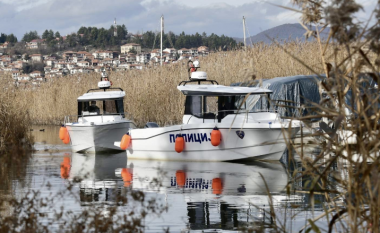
[0, 79, 33, 192]
[5, 41, 343, 127]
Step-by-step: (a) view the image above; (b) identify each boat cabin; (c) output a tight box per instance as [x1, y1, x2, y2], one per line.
[178, 84, 273, 123]
[77, 92, 125, 117]
[76, 80, 126, 117]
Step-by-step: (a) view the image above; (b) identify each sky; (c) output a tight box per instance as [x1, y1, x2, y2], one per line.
[0, 0, 377, 40]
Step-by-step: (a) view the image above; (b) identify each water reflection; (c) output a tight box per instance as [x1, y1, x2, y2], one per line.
[66, 152, 127, 205]
[24, 127, 341, 232]
[60, 152, 308, 231]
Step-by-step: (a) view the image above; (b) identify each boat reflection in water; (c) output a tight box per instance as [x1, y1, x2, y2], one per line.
[63, 152, 127, 205]
[61, 153, 304, 231]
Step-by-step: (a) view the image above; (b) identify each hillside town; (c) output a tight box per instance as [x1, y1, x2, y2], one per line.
[0, 42, 211, 87]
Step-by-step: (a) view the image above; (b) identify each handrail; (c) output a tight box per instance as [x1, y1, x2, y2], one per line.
[187, 109, 279, 124]
[178, 79, 219, 86]
[86, 87, 124, 93]
[64, 112, 133, 124]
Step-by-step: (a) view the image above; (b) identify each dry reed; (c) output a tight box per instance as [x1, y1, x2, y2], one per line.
[4, 41, 344, 127]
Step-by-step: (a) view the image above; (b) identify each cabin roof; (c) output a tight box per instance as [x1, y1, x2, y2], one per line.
[77, 91, 125, 101]
[177, 84, 273, 96]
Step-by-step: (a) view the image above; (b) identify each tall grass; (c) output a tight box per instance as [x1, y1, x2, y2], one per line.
[4, 41, 345, 127]
[262, 0, 380, 232]
[0, 78, 33, 192]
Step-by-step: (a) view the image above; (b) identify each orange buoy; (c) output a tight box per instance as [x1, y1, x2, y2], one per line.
[175, 135, 184, 153]
[60, 157, 71, 179]
[211, 127, 221, 146]
[176, 170, 186, 187]
[63, 131, 70, 144]
[212, 178, 223, 195]
[120, 133, 131, 150]
[59, 125, 67, 140]
[121, 168, 133, 187]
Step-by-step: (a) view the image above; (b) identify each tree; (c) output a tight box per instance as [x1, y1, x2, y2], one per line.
[22, 31, 39, 42]
[6, 34, 17, 43]
[55, 31, 61, 38]
[128, 47, 137, 54]
[42, 30, 49, 40]
[0, 33, 7, 43]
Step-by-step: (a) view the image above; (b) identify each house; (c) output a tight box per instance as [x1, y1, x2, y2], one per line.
[151, 56, 165, 63]
[18, 74, 31, 81]
[34, 76, 45, 82]
[103, 58, 114, 65]
[150, 49, 161, 58]
[1, 55, 12, 62]
[56, 61, 66, 69]
[125, 54, 136, 63]
[30, 70, 43, 78]
[77, 51, 92, 60]
[178, 54, 192, 60]
[189, 48, 198, 56]
[178, 48, 190, 55]
[93, 66, 103, 73]
[198, 46, 209, 55]
[27, 39, 46, 50]
[12, 70, 20, 80]
[63, 51, 77, 60]
[12, 61, 26, 69]
[45, 59, 55, 67]
[163, 48, 177, 55]
[77, 61, 90, 68]
[92, 59, 99, 66]
[0, 42, 10, 49]
[31, 54, 43, 62]
[44, 67, 52, 73]
[92, 50, 113, 59]
[121, 43, 141, 54]
[128, 64, 143, 70]
[136, 53, 151, 64]
[66, 63, 76, 70]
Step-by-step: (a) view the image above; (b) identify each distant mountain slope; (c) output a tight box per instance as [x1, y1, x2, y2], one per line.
[235, 23, 329, 44]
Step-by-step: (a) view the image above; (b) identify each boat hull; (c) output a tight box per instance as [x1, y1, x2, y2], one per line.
[67, 122, 134, 153]
[126, 125, 299, 161]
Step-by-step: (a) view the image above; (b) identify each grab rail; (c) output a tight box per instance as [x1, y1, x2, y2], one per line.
[188, 109, 279, 124]
[64, 112, 133, 124]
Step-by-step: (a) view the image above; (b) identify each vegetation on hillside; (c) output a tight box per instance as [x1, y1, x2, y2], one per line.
[0, 33, 17, 44]
[1, 25, 237, 56]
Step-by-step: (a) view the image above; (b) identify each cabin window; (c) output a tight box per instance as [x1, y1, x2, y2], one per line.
[185, 96, 239, 121]
[78, 99, 125, 117]
[185, 96, 202, 117]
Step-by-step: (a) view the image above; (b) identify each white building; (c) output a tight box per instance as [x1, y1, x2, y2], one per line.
[30, 70, 43, 78]
[121, 43, 141, 54]
[136, 53, 151, 64]
[77, 61, 90, 68]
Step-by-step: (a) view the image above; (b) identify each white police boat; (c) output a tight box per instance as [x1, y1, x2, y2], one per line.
[115, 61, 300, 161]
[62, 71, 136, 153]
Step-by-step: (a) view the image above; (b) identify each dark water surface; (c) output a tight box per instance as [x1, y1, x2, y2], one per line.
[3, 125, 339, 232]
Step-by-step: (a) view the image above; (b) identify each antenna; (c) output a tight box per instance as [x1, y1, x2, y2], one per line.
[243, 16, 246, 50]
[160, 15, 164, 66]
[114, 18, 117, 37]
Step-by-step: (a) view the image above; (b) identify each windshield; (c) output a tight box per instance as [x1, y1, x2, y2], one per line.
[78, 99, 125, 117]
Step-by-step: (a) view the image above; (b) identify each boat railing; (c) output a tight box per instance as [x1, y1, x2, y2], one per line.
[64, 112, 134, 124]
[188, 109, 279, 123]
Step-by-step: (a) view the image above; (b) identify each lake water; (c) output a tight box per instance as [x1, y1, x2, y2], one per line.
[2, 125, 340, 232]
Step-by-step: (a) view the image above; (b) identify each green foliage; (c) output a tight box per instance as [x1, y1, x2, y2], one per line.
[22, 62, 44, 74]
[22, 30, 40, 42]
[0, 33, 18, 43]
[128, 47, 137, 54]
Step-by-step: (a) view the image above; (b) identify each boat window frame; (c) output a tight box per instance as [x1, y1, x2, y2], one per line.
[77, 97, 125, 118]
[184, 94, 272, 122]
